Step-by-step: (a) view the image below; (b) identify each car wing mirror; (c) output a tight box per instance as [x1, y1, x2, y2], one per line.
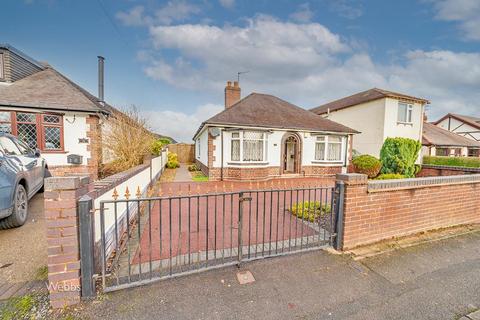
[34, 148, 41, 157]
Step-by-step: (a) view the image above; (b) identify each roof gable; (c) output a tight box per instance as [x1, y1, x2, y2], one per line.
[423, 122, 480, 147]
[310, 88, 430, 115]
[195, 93, 358, 138]
[433, 113, 480, 130]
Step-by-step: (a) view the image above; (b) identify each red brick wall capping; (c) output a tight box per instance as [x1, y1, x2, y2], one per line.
[367, 174, 480, 192]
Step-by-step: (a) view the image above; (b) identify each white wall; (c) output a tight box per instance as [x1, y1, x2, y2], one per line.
[42, 112, 91, 166]
[436, 117, 480, 141]
[383, 98, 424, 143]
[323, 99, 386, 157]
[195, 128, 209, 166]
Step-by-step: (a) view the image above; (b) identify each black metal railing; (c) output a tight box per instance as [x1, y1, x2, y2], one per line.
[96, 186, 335, 292]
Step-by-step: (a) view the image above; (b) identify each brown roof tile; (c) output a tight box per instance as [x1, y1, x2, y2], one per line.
[310, 88, 430, 115]
[0, 67, 111, 114]
[422, 122, 480, 147]
[195, 93, 358, 138]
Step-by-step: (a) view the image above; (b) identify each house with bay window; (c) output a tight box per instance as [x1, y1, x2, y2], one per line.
[193, 81, 358, 181]
[0, 44, 113, 179]
[310, 88, 430, 158]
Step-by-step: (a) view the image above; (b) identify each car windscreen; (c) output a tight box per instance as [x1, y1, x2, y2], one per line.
[0, 136, 22, 156]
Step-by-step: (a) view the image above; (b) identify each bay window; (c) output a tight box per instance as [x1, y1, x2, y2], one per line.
[0, 110, 64, 151]
[315, 135, 343, 162]
[230, 131, 267, 162]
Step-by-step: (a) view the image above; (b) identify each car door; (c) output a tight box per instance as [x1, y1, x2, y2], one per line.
[0, 136, 37, 197]
[15, 138, 44, 191]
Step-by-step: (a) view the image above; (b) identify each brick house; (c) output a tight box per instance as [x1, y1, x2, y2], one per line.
[0, 44, 119, 180]
[193, 81, 358, 181]
[422, 122, 480, 157]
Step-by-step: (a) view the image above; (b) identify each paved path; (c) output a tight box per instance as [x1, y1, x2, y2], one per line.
[81, 230, 480, 320]
[173, 164, 193, 182]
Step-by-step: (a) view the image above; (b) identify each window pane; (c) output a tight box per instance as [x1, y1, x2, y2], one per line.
[243, 131, 263, 140]
[44, 126, 61, 150]
[0, 137, 21, 156]
[17, 113, 36, 123]
[44, 114, 61, 124]
[407, 107, 413, 123]
[17, 123, 37, 149]
[0, 111, 11, 122]
[397, 103, 407, 122]
[243, 140, 263, 161]
[231, 139, 240, 161]
[316, 136, 325, 141]
[315, 142, 325, 160]
[232, 132, 239, 138]
[327, 143, 342, 161]
[329, 136, 342, 143]
[0, 123, 11, 134]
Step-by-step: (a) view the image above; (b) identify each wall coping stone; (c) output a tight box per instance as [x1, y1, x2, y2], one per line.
[368, 174, 480, 192]
[45, 176, 90, 191]
[421, 164, 480, 172]
[335, 173, 368, 185]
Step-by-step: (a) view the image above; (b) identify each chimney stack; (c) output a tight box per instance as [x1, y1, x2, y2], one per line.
[98, 56, 105, 103]
[224, 80, 241, 109]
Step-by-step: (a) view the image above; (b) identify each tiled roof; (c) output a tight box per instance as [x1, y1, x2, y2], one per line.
[0, 67, 111, 114]
[422, 122, 480, 147]
[310, 88, 430, 115]
[194, 93, 359, 139]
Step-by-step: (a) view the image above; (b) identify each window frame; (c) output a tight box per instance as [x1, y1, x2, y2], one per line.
[229, 130, 268, 163]
[397, 102, 413, 124]
[313, 135, 345, 163]
[0, 110, 65, 153]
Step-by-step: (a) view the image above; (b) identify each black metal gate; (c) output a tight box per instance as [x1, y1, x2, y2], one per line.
[91, 185, 338, 292]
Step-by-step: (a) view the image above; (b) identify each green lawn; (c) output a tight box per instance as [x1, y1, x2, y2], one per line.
[191, 171, 209, 182]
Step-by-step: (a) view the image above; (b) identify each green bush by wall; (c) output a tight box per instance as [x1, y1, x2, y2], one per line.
[380, 137, 421, 178]
[423, 156, 480, 168]
[352, 155, 382, 178]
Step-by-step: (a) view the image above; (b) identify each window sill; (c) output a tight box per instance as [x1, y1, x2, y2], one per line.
[397, 122, 413, 126]
[40, 150, 68, 154]
[311, 160, 343, 165]
[227, 161, 269, 166]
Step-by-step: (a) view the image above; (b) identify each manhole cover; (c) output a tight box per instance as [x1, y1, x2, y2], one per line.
[236, 270, 255, 284]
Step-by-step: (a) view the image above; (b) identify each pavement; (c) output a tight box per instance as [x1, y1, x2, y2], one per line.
[174, 164, 194, 182]
[79, 230, 480, 320]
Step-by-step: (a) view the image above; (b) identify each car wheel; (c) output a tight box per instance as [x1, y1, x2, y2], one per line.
[0, 184, 28, 229]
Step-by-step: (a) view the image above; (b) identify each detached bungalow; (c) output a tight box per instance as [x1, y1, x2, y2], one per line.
[193, 81, 358, 181]
[422, 122, 480, 157]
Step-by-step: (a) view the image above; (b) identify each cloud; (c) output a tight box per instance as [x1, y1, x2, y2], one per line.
[116, 1, 201, 26]
[144, 103, 223, 142]
[328, 0, 363, 19]
[289, 3, 314, 23]
[219, 0, 235, 9]
[430, 0, 480, 41]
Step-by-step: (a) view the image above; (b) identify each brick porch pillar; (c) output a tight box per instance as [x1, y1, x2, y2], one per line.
[44, 176, 90, 308]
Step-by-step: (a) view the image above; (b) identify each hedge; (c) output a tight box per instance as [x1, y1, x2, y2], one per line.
[352, 155, 382, 178]
[423, 156, 480, 168]
[375, 173, 406, 180]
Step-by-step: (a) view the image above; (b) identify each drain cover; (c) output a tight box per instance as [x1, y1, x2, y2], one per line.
[236, 270, 255, 284]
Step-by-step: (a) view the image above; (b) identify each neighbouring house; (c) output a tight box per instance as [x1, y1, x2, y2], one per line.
[310, 88, 430, 157]
[193, 81, 358, 181]
[0, 44, 117, 179]
[433, 113, 480, 144]
[422, 122, 480, 157]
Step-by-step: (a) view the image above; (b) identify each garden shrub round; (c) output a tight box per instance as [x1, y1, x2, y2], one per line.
[375, 173, 405, 180]
[352, 155, 382, 178]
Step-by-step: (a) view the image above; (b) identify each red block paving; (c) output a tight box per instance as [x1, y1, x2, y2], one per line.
[132, 185, 333, 265]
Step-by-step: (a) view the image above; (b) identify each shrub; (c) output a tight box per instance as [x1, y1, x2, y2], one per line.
[188, 164, 200, 171]
[166, 152, 180, 169]
[352, 155, 382, 178]
[290, 201, 331, 222]
[380, 137, 421, 178]
[423, 156, 480, 168]
[151, 138, 171, 156]
[375, 173, 406, 180]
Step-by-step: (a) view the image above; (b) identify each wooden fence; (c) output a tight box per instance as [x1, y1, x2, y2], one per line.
[167, 143, 195, 163]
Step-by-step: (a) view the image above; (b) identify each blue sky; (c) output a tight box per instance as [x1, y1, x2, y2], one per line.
[2, 0, 480, 141]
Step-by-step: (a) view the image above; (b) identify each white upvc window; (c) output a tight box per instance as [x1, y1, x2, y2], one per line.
[196, 138, 200, 158]
[0, 53, 4, 79]
[314, 135, 343, 162]
[230, 131, 267, 162]
[397, 102, 413, 123]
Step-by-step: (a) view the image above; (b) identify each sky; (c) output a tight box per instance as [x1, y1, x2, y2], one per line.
[2, 0, 480, 142]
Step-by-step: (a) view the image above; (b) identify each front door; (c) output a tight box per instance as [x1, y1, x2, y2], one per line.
[284, 136, 297, 173]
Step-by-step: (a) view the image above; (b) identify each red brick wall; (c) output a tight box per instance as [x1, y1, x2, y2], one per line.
[338, 173, 480, 249]
[302, 166, 342, 176]
[44, 176, 90, 308]
[417, 165, 479, 177]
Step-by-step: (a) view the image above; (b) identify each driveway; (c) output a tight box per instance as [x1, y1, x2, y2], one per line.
[0, 193, 47, 284]
[80, 230, 480, 320]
